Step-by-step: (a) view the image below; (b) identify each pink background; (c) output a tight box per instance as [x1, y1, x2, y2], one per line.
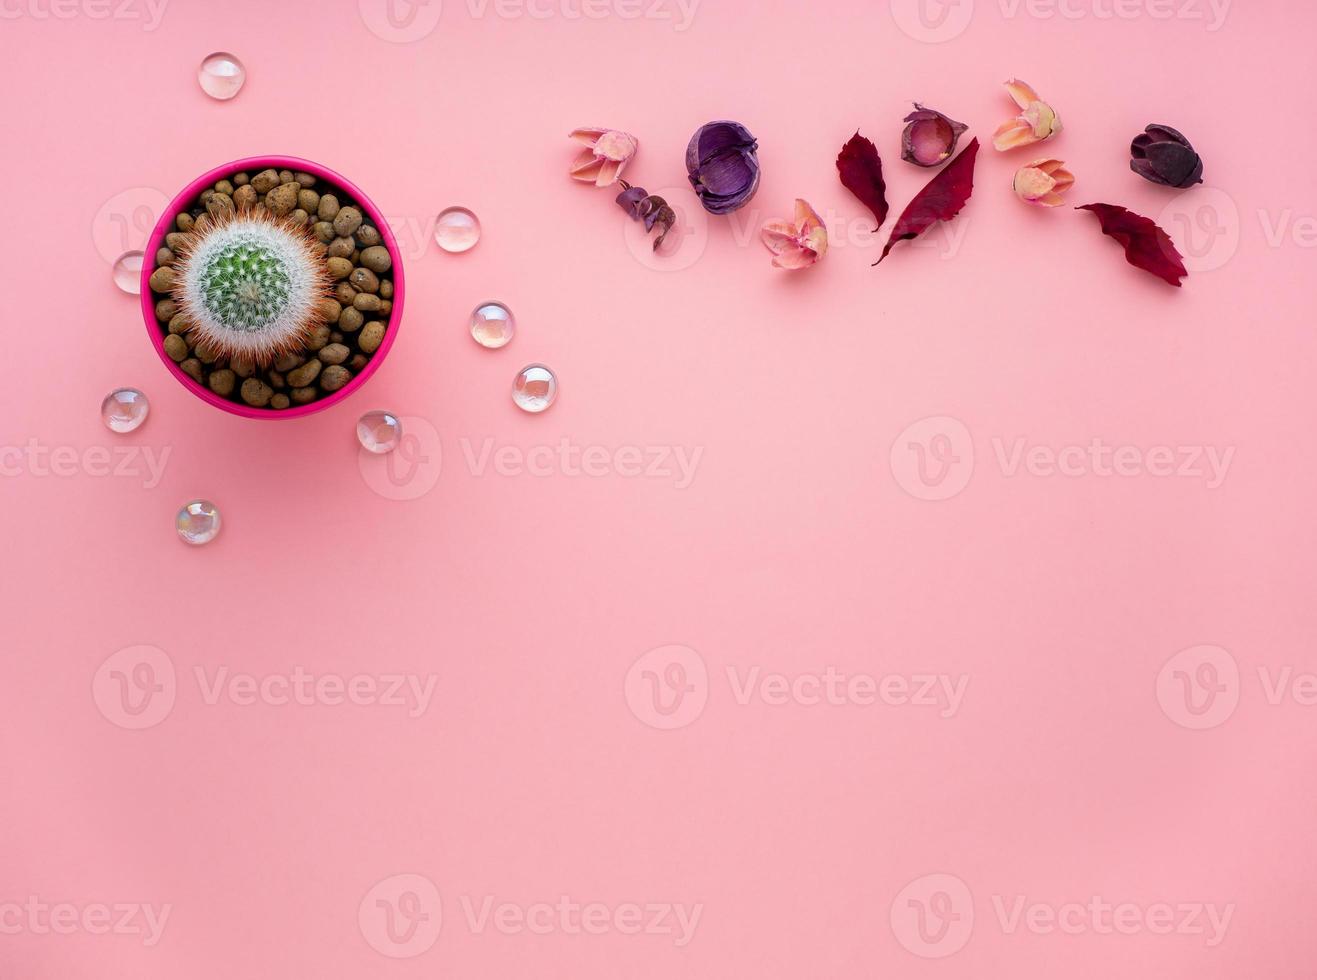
[2, 0, 1316, 977]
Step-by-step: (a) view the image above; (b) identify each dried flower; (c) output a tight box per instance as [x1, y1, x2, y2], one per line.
[1130, 124, 1203, 188]
[686, 120, 760, 214]
[992, 79, 1061, 151]
[615, 181, 676, 252]
[760, 199, 828, 270]
[569, 127, 638, 186]
[901, 104, 969, 167]
[1013, 158, 1074, 207]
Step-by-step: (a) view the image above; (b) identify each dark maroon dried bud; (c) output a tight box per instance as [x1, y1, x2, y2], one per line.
[900, 104, 968, 167]
[615, 181, 676, 251]
[685, 121, 760, 214]
[1130, 124, 1203, 188]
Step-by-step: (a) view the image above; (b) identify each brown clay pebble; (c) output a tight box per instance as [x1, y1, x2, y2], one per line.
[206, 192, 234, 217]
[325, 257, 353, 280]
[240, 378, 274, 407]
[330, 331, 343, 343]
[359, 246, 392, 274]
[165, 232, 188, 251]
[338, 307, 364, 332]
[379, 300, 393, 317]
[163, 334, 189, 362]
[251, 169, 280, 193]
[230, 357, 255, 379]
[312, 221, 335, 243]
[317, 194, 340, 221]
[334, 282, 358, 305]
[358, 321, 386, 355]
[320, 365, 351, 392]
[380, 280, 393, 300]
[268, 371, 285, 389]
[208, 369, 236, 396]
[317, 343, 350, 365]
[270, 394, 290, 410]
[353, 292, 382, 313]
[350, 354, 368, 371]
[290, 209, 309, 227]
[155, 299, 177, 321]
[279, 170, 296, 185]
[295, 172, 316, 187]
[233, 184, 258, 209]
[328, 237, 355, 259]
[306, 325, 332, 351]
[180, 358, 204, 383]
[199, 189, 215, 205]
[196, 342, 221, 364]
[156, 247, 175, 267]
[287, 359, 323, 387]
[355, 224, 382, 247]
[167, 313, 191, 335]
[291, 387, 317, 405]
[232, 172, 249, 186]
[349, 267, 380, 293]
[274, 352, 304, 372]
[267, 183, 298, 216]
[298, 189, 320, 213]
[332, 207, 363, 237]
[149, 266, 175, 293]
[316, 298, 342, 322]
[214, 179, 234, 196]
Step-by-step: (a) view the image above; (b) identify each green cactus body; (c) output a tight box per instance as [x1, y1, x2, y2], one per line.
[174, 213, 329, 363]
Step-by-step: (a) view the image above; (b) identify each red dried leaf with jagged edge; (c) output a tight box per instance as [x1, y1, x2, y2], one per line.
[1076, 203, 1188, 287]
[874, 138, 979, 265]
[836, 132, 888, 231]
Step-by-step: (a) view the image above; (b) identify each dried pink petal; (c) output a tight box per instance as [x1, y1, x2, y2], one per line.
[1013, 158, 1074, 207]
[760, 199, 828, 270]
[568, 127, 639, 186]
[992, 79, 1061, 151]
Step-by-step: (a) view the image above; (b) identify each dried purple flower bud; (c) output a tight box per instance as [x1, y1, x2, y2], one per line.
[1130, 124, 1203, 188]
[901, 104, 969, 167]
[685, 120, 760, 214]
[615, 181, 677, 252]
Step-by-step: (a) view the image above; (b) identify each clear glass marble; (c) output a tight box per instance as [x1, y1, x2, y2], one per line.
[101, 388, 149, 433]
[176, 500, 221, 545]
[512, 364, 557, 413]
[434, 207, 480, 253]
[470, 302, 515, 349]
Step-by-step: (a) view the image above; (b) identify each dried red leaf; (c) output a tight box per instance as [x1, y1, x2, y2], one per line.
[874, 138, 978, 265]
[836, 132, 888, 231]
[1076, 203, 1187, 287]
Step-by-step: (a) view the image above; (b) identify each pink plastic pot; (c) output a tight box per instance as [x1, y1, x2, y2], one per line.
[141, 155, 404, 420]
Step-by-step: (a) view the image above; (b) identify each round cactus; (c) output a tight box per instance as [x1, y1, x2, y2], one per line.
[171, 211, 331, 363]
